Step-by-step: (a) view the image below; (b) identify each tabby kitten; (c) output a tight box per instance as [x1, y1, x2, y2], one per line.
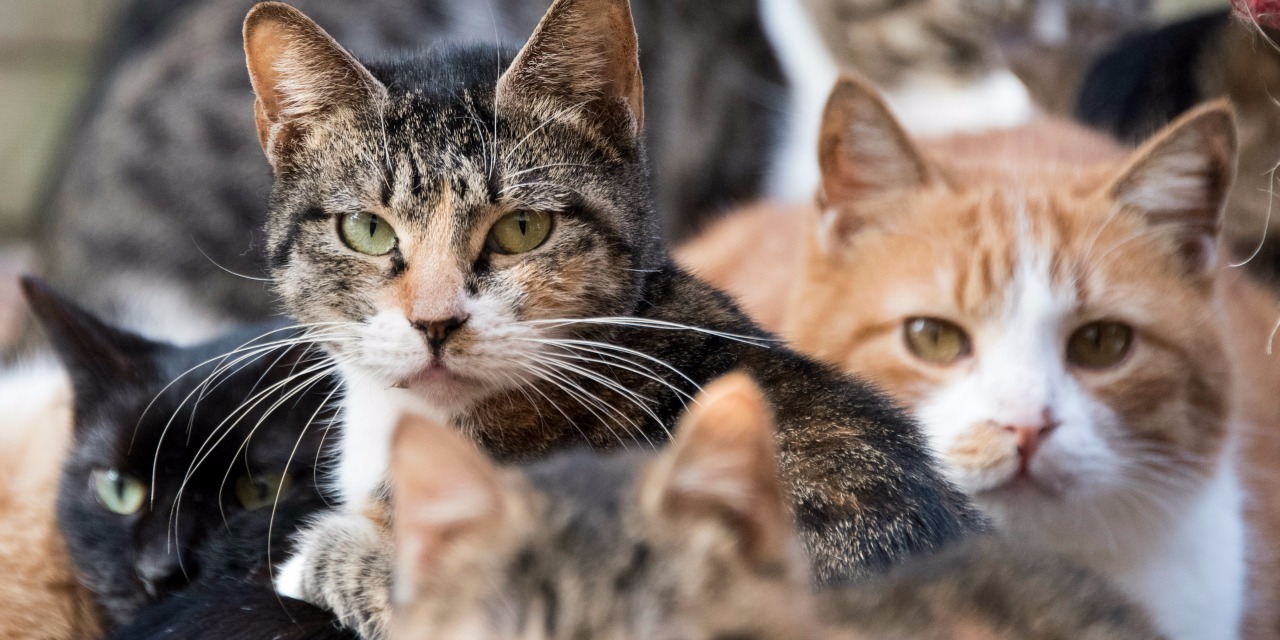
[390, 374, 1162, 640]
[681, 77, 1270, 639]
[241, 0, 980, 635]
[22, 279, 339, 629]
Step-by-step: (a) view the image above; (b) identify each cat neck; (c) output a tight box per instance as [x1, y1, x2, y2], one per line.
[985, 453, 1246, 640]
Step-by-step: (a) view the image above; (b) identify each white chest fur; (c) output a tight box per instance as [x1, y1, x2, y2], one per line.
[988, 461, 1247, 640]
[334, 367, 448, 507]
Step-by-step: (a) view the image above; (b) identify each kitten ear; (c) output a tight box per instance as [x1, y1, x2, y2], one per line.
[1107, 101, 1237, 274]
[497, 0, 644, 137]
[641, 372, 792, 569]
[19, 277, 162, 411]
[818, 75, 932, 210]
[391, 414, 515, 603]
[243, 2, 387, 170]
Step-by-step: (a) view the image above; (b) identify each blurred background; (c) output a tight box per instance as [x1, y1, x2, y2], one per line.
[0, 0, 1232, 241]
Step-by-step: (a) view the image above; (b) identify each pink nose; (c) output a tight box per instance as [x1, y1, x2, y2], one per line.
[1003, 421, 1058, 474]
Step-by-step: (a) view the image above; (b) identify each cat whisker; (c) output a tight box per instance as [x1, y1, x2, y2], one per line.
[521, 337, 701, 401]
[535, 351, 669, 439]
[501, 100, 591, 166]
[504, 163, 596, 180]
[513, 358, 645, 450]
[524, 317, 774, 348]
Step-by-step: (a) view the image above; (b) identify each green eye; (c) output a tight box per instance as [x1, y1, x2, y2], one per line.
[340, 211, 397, 256]
[1066, 321, 1133, 369]
[235, 472, 294, 510]
[487, 210, 552, 255]
[92, 469, 146, 515]
[904, 318, 972, 364]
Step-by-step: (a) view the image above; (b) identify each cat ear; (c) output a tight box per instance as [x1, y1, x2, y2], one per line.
[19, 277, 162, 410]
[1107, 101, 1237, 274]
[818, 75, 932, 210]
[641, 372, 792, 569]
[243, 2, 387, 170]
[497, 0, 644, 137]
[391, 414, 517, 603]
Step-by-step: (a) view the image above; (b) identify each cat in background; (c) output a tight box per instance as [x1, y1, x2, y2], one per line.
[239, 0, 981, 636]
[680, 77, 1280, 639]
[0, 360, 99, 640]
[21, 279, 342, 632]
[761, 0, 1150, 202]
[389, 373, 1163, 640]
[1076, 8, 1280, 284]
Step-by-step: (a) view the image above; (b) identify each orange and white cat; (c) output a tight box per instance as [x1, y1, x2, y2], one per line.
[681, 78, 1280, 640]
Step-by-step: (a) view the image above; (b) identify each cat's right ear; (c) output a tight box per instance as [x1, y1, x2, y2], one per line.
[391, 414, 524, 603]
[20, 277, 162, 407]
[243, 2, 387, 171]
[817, 76, 932, 234]
[641, 373, 795, 571]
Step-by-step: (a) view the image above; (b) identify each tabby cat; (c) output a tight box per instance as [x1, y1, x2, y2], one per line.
[681, 77, 1280, 639]
[31, 0, 781, 341]
[239, 0, 981, 636]
[390, 373, 1163, 640]
[22, 279, 340, 630]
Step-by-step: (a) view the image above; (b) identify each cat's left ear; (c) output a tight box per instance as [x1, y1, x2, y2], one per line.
[641, 372, 794, 571]
[1107, 101, 1237, 274]
[243, 2, 388, 171]
[497, 0, 644, 138]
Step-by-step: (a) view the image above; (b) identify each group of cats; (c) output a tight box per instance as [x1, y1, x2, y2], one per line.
[6, 0, 1280, 638]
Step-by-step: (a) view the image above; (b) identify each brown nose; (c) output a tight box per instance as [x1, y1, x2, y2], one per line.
[413, 315, 469, 354]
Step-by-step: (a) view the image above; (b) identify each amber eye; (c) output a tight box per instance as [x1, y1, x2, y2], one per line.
[903, 318, 971, 364]
[487, 210, 552, 255]
[234, 472, 294, 511]
[1066, 321, 1133, 369]
[340, 211, 397, 256]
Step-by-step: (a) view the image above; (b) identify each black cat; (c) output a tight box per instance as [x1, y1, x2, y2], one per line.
[22, 278, 342, 632]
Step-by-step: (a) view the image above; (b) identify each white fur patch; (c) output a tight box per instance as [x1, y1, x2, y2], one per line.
[882, 70, 1036, 139]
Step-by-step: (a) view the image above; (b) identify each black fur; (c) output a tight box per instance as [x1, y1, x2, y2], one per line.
[22, 279, 340, 631]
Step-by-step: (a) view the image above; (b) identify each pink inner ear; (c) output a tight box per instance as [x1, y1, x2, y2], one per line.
[1233, 0, 1280, 27]
[246, 21, 293, 121]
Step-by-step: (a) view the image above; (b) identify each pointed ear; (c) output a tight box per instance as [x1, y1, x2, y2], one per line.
[641, 373, 792, 568]
[391, 414, 514, 603]
[20, 277, 163, 409]
[818, 76, 932, 210]
[1107, 101, 1237, 274]
[243, 2, 387, 170]
[497, 0, 644, 137]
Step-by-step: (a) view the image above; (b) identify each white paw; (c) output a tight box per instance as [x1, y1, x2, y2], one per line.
[274, 552, 308, 601]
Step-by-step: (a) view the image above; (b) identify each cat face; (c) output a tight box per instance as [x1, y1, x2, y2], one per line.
[788, 79, 1236, 534]
[390, 373, 813, 640]
[23, 280, 335, 628]
[243, 0, 658, 416]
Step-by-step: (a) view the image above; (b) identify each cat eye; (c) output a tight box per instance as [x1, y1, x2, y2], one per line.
[339, 211, 397, 256]
[92, 469, 146, 516]
[903, 318, 971, 365]
[1066, 321, 1133, 369]
[487, 210, 552, 255]
[234, 472, 294, 511]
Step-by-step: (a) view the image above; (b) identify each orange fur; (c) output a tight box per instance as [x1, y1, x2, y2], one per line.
[680, 79, 1280, 638]
[0, 367, 100, 639]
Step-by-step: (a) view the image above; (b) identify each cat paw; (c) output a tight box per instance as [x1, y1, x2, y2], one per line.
[274, 552, 308, 601]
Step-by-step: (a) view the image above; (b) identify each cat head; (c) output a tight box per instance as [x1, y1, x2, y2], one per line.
[787, 77, 1237, 536]
[242, 0, 659, 415]
[22, 279, 335, 628]
[390, 373, 813, 640]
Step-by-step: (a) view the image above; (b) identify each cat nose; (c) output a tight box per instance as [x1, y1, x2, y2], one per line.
[413, 315, 470, 353]
[135, 548, 190, 598]
[1004, 421, 1058, 466]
